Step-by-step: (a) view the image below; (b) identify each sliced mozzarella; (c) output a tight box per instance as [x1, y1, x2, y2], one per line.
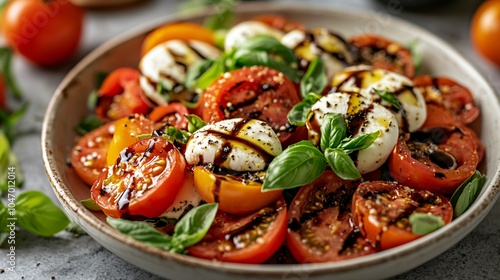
[139, 39, 221, 105]
[307, 92, 399, 174]
[224, 21, 284, 51]
[281, 28, 354, 80]
[331, 67, 427, 132]
[160, 173, 202, 220]
[185, 118, 282, 171]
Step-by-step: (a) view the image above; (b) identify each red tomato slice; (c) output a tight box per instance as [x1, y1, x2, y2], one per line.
[286, 171, 376, 263]
[91, 137, 186, 218]
[148, 102, 189, 130]
[349, 34, 415, 78]
[70, 121, 115, 185]
[187, 198, 287, 264]
[352, 181, 453, 250]
[200, 66, 302, 144]
[413, 75, 479, 124]
[96, 68, 153, 121]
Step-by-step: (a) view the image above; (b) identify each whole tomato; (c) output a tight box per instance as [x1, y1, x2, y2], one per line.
[1, 0, 84, 66]
[471, 0, 500, 66]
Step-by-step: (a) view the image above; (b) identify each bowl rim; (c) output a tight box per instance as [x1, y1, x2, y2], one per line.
[41, 1, 500, 277]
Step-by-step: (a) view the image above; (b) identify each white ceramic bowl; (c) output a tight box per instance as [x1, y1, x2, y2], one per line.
[41, 2, 500, 280]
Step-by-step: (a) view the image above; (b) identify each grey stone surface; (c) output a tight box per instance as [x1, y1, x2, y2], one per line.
[1, 0, 499, 279]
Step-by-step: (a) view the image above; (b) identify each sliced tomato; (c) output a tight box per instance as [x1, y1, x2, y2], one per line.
[148, 102, 189, 130]
[91, 137, 186, 218]
[70, 121, 115, 186]
[193, 166, 282, 215]
[349, 34, 414, 78]
[187, 198, 287, 264]
[106, 115, 154, 166]
[352, 181, 453, 250]
[200, 66, 301, 144]
[413, 75, 479, 124]
[96, 68, 153, 121]
[286, 171, 375, 263]
[253, 14, 305, 32]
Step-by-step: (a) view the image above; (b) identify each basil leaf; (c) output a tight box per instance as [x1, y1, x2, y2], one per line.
[163, 126, 190, 144]
[15, 190, 70, 237]
[75, 115, 104, 135]
[300, 56, 327, 98]
[320, 114, 347, 151]
[450, 171, 486, 218]
[107, 217, 172, 250]
[87, 90, 99, 111]
[262, 141, 326, 191]
[324, 148, 361, 180]
[65, 222, 88, 237]
[194, 58, 225, 90]
[81, 198, 102, 212]
[339, 131, 380, 154]
[213, 29, 228, 49]
[287, 93, 320, 126]
[0, 47, 22, 100]
[0, 131, 23, 190]
[0, 102, 29, 142]
[203, 0, 235, 31]
[374, 89, 402, 111]
[186, 114, 206, 133]
[233, 49, 299, 82]
[0, 201, 7, 245]
[409, 213, 444, 235]
[185, 59, 215, 89]
[408, 40, 422, 71]
[171, 203, 218, 253]
[235, 35, 297, 65]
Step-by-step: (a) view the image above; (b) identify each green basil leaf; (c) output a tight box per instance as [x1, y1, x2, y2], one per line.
[300, 56, 327, 98]
[163, 126, 191, 144]
[213, 29, 228, 49]
[233, 49, 299, 82]
[0, 47, 22, 100]
[408, 40, 422, 71]
[0, 131, 23, 190]
[186, 114, 207, 133]
[324, 148, 361, 180]
[75, 115, 104, 135]
[185, 59, 215, 89]
[81, 198, 102, 212]
[0, 102, 29, 142]
[87, 90, 99, 111]
[409, 212, 445, 235]
[236, 35, 297, 65]
[320, 114, 346, 151]
[262, 141, 326, 191]
[194, 58, 225, 90]
[203, 1, 235, 31]
[171, 203, 218, 252]
[15, 190, 70, 237]
[0, 200, 8, 232]
[450, 171, 486, 218]
[339, 131, 380, 154]
[287, 93, 321, 126]
[65, 222, 87, 237]
[107, 217, 172, 250]
[374, 89, 402, 111]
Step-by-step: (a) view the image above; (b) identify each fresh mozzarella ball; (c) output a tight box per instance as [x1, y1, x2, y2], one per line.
[224, 21, 284, 51]
[139, 39, 221, 105]
[281, 28, 354, 80]
[185, 118, 282, 171]
[307, 92, 399, 174]
[160, 174, 202, 220]
[331, 67, 427, 132]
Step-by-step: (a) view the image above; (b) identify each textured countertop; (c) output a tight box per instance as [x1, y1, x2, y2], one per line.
[2, 0, 500, 279]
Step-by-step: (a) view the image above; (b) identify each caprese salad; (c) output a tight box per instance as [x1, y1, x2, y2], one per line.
[71, 15, 485, 264]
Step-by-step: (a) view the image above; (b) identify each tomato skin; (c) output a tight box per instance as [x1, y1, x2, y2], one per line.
[253, 14, 305, 32]
[71, 121, 115, 186]
[352, 181, 453, 250]
[413, 75, 479, 124]
[286, 171, 375, 263]
[141, 22, 214, 55]
[471, 0, 500, 66]
[187, 198, 287, 264]
[349, 34, 414, 78]
[148, 102, 189, 130]
[91, 137, 186, 218]
[193, 166, 282, 215]
[201, 66, 301, 144]
[96, 68, 153, 121]
[2, 0, 83, 66]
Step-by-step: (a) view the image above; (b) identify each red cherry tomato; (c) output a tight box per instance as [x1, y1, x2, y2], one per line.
[1, 0, 84, 66]
[200, 66, 302, 144]
[286, 171, 375, 263]
[471, 0, 500, 66]
[71, 121, 115, 185]
[96, 68, 153, 121]
[187, 198, 287, 264]
[413, 75, 479, 124]
[349, 34, 415, 78]
[91, 137, 186, 218]
[352, 181, 453, 250]
[148, 102, 189, 130]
